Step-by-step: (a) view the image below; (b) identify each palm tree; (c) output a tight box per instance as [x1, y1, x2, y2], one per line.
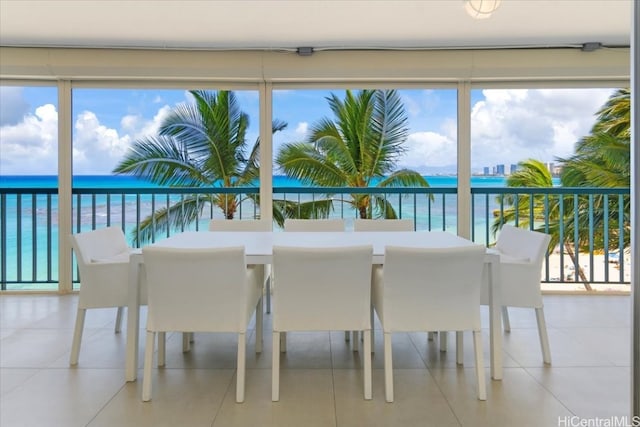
[113, 90, 286, 243]
[276, 89, 429, 219]
[490, 158, 554, 233]
[495, 88, 630, 290]
[557, 88, 631, 253]
[491, 158, 593, 288]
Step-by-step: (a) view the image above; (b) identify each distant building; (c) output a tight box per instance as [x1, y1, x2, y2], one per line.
[483, 167, 490, 176]
[510, 164, 517, 174]
[496, 164, 505, 176]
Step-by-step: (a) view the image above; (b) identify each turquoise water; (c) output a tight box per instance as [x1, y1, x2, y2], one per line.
[1, 174, 510, 188]
[1, 174, 511, 289]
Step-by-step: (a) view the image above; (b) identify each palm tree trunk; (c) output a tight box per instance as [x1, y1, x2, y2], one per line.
[564, 243, 593, 291]
[359, 205, 367, 219]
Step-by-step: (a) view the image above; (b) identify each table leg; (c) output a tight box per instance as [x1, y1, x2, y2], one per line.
[125, 256, 141, 382]
[488, 255, 503, 380]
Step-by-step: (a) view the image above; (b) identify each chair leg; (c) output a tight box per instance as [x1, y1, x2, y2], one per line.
[345, 331, 350, 342]
[428, 331, 435, 342]
[189, 332, 195, 343]
[157, 332, 166, 367]
[535, 307, 552, 364]
[472, 330, 487, 401]
[142, 331, 155, 401]
[182, 332, 190, 352]
[352, 331, 359, 352]
[70, 308, 86, 365]
[280, 332, 287, 352]
[502, 306, 511, 332]
[115, 306, 124, 333]
[236, 332, 246, 403]
[265, 275, 271, 314]
[440, 331, 447, 352]
[272, 332, 280, 401]
[255, 298, 263, 353]
[383, 332, 394, 403]
[363, 329, 372, 400]
[456, 331, 464, 365]
[370, 305, 376, 353]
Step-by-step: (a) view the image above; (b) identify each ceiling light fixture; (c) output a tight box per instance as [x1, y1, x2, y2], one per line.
[464, 0, 502, 19]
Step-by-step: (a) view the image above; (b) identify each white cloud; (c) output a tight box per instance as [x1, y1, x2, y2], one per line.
[470, 88, 613, 170]
[1, 87, 619, 176]
[72, 111, 132, 174]
[0, 86, 30, 126]
[396, 88, 615, 173]
[1, 99, 176, 175]
[121, 105, 172, 140]
[0, 104, 59, 174]
[400, 131, 456, 170]
[295, 121, 308, 136]
[72, 105, 176, 174]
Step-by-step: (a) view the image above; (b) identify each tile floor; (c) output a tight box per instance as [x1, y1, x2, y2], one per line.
[0, 293, 632, 427]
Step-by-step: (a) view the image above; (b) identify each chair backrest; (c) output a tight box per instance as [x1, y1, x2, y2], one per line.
[353, 219, 414, 232]
[488, 224, 552, 307]
[494, 224, 551, 265]
[69, 226, 131, 308]
[209, 219, 270, 232]
[70, 226, 129, 265]
[378, 245, 486, 332]
[283, 218, 345, 232]
[142, 246, 253, 332]
[272, 245, 373, 331]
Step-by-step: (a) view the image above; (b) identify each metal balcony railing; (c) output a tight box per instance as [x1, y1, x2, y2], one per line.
[0, 186, 631, 290]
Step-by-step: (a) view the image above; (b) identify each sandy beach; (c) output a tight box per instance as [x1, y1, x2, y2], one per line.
[543, 249, 632, 293]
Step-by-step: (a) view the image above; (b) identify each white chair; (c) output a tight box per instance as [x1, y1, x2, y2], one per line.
[209, 219, 272, 313]
[271, 245, 373, 401]
[353, 219, 414, 232]
[482, 224, 553, 364]
[282, 218, 346, 346]
[353, 218, 414, 346]
[141, 246, 263, 403]
[372, 245, 487, 402]
[283, 218, 345, 232]
[69, 226, 138, 365]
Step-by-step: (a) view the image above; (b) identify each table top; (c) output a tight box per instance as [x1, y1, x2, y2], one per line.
[148, 231, 489, 264]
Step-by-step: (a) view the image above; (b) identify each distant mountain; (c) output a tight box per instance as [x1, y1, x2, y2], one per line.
[412, 164, 458, 175]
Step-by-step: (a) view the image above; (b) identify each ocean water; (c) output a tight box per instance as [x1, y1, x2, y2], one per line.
[1, 174, 510, 188]
[1, 174, 511, 289]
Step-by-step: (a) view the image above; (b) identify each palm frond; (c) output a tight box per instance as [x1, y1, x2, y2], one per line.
[132, 195, 209, 243]
[276, 142, 347, 186]
[113, 135, 209, 186]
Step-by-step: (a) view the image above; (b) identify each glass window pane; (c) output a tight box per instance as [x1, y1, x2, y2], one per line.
[0, 85, 58, 290]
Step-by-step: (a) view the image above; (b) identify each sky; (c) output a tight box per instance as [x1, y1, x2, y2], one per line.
[0, 85, 616, 176]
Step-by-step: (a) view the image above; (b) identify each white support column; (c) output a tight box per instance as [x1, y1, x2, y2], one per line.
[259, 82, 273, 228]
[457, 80, 472, 239]
[631, 0, 639, 417]
[57, 80, 73, 294]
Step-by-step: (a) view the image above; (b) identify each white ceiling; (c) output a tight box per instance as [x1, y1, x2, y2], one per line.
[0, 0, 632, 52]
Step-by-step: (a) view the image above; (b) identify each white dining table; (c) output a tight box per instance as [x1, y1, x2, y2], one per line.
[125, 230, 503, 381]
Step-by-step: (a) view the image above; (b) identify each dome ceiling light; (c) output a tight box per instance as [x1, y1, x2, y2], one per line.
[465, 0, 502, 19]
